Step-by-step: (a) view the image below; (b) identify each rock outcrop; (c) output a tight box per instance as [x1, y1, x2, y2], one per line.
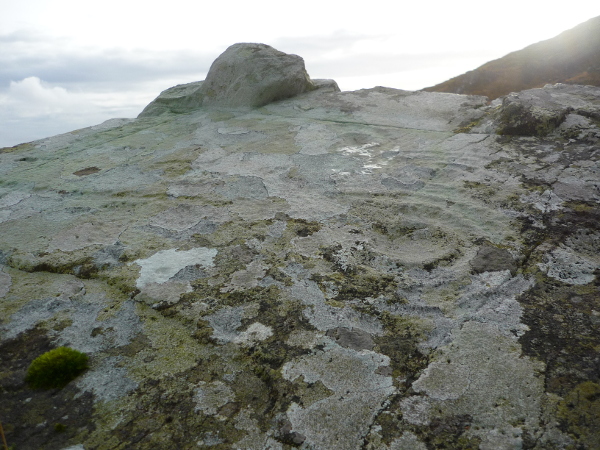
[470, 83, 600, 138]
[201, 43, 316, 108]
[137, 80, 206, 117]
[1, 44, 600, 450]
[424, 15, 600, 100]
[139, 43, 335, 117]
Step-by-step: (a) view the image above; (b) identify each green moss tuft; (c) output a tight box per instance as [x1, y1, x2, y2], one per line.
[26, 347, 89, 389]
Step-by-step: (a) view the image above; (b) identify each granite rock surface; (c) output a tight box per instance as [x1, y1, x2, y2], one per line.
[1, 44, 600, 450]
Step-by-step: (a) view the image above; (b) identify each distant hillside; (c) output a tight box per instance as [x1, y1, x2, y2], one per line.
[423, 15, 600, 100]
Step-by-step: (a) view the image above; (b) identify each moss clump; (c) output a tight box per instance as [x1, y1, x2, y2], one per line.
[26, 347, 89, 389]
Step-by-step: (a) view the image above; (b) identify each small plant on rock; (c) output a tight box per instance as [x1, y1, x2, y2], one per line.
[26, 347, 89, 389]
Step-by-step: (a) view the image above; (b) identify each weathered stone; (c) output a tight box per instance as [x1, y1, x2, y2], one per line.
[470, 243, 517, 275]
[326, 327, 375, 351]
[138, 80, 205, 117]
[1, 48, 600, 449]
[277, 418, 307, 445]
[496, 91, 570, 136]
[201, 43, 316, 108]
[140, 43, 322, 117]
[480, 83, 600, 136]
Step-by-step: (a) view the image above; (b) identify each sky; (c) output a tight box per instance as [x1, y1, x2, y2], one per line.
[1, 1, 599, 148]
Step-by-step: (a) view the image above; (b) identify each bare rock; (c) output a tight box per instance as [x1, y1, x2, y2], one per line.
[471, 243, 517, 275]
[138, 81, 204, 117]
[139, 43, 324, 117]
[326, 327, 375, 351]
[3, 46, 600, 450]
[201, 43, 316, 108]
[488, 84, 600, 137]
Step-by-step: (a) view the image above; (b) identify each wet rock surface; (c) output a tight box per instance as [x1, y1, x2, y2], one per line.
[1, 45, 600, 449]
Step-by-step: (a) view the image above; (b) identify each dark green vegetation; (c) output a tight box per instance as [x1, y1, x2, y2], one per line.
[26, 346, 89, 389]
[0, 328, 95, 449]
[367, 403, 481, 450]
[516, 194, 600, 448]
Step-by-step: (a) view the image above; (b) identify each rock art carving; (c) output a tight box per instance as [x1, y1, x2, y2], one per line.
[1, 43, 600, 449]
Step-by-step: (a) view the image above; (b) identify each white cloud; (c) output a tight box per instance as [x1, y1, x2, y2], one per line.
[0, 76, 148, 147]
[2, 77, 77, 117]
[0, 33, 215, 147]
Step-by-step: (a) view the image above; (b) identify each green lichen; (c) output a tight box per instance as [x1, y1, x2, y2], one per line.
[127, 304, 210, 381]
[102, 264, 140, 297]
[26, 347, 89, 389]
[206, 218, 271, 248]
[462, 180, 497, 201]
[87, 368, 247, 449]
[0, 142, 36, 153]
[375, 311, 432, 380]
[557, 381, 600, 447]
[422, 248, 461, 272]
[366, 398, 481, 449]
[348, 197, 428, 240]
[143, 146, 204, 178]
[496, 103, 568, 137]
[519, 282, 600, 398]
[516, 194, 600, 449]
[565, 200, 598, 214]
[7, 251, 99, 279]
[285, 218, 321, 238]
[311, 269, 401, 304]
[454, 117, 484, 134]
[208, 111, 236, 122]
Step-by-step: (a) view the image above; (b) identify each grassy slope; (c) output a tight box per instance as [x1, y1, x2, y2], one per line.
[423, 15, 600, 99]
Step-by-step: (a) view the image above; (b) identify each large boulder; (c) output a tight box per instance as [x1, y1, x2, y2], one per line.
[470, 84, 600, 137]
[201, 43, 316, 108]
[139, 43, 321, 117]
[494, 88, 572, 136]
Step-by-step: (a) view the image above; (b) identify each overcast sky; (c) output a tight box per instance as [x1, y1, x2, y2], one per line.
[1, 1, 599, 148]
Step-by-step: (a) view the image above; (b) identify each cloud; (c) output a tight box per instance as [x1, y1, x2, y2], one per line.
[271, 31, 495, 82]
[0, 32, 218, 147]
[0, 31, 215, 89]
[2, 77, 75, 117]
[273, 30, 390, 55]
[0, 29, 46, 44]
[0, 76, 147, 147]
[0, 76, 149, 119]
[0, 30, 491, 90]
